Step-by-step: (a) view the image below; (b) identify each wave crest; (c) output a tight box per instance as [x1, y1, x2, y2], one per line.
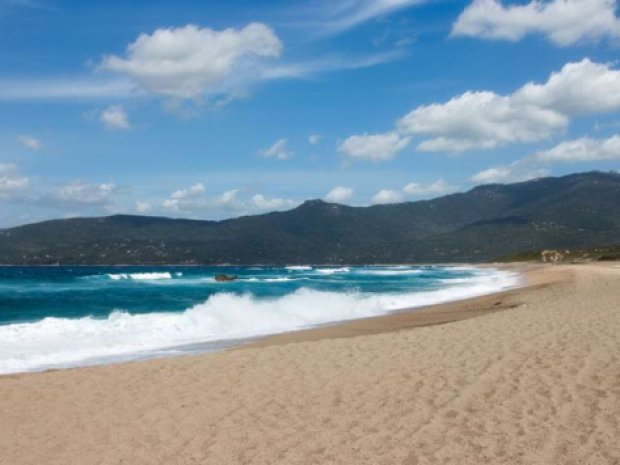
[0, 269, 519, 374]
[107, 272, 175, 280]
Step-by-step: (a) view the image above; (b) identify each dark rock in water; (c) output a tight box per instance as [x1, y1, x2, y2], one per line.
[215, 274, 237, 282]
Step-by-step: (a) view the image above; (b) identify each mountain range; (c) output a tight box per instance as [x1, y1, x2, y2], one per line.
[1, 171, 619, 265]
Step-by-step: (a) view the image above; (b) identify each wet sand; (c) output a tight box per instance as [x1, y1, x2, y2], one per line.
[1, 262, 619, 464]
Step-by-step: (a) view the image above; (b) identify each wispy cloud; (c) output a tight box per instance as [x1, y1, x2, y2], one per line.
[0, 78, 138, 101]
[17, 134, 42, 150]
[291, 0, 425, 36]
[2, 0, 46, 9]
[262, 50, 404, 80]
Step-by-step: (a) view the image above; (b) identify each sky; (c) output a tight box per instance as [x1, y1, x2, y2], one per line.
[1, 0, 620, 227]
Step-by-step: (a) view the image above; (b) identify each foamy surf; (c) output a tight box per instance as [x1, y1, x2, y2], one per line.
[316, 267, 350, 274]
[0, 268, 519, 374]
[106, 272, 177, 280]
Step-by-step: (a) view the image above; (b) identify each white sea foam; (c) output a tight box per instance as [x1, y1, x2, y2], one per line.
[244, 277, 305, 283]
[316, 267, 350, 274]
[107, 272, 173, 281]
[0, 269, 520, 375]
[286, 266, 313, 271]
[357, 269, 423, 276]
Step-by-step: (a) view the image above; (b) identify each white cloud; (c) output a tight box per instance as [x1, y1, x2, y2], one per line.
[534, 134, 620, 162]
[135, 201, 152, 214]
[400, 91, 566, 152]
[371, 178, 457, 204]
[396, 59, 620, 152]
[162, 182, 206, 212]
[163, 187, 243, 214]
[18, 135, 42, 150]
[261, 138, 292, 160]
[0, 176, 29, 192]
[55, 181, 118, 205]
[0, 78, 137, 101]
[471, 166, 518, 184]
[214, 189, 243, 211]
[371, 189, 404, 204]
[251, 194, 297, 210]
[470, 164, 549, 184]
[471, 133, 620, 185]
[339, 131, 410, 160]
[309, 0, 424, 35]
[403, 179, 456, 196]
[452, 0, 620, 46]
[1, 21, 399, 103]
[262, 50, 404, 80]
[516, 60, 620, 115]
[0, 163, 17, 173]
[100, 105, 131, 130]
[308, 134, 322, 145]
[0, 165, 29, 195]
[325, 186, 354, 203]
[101, 23, 282, 100]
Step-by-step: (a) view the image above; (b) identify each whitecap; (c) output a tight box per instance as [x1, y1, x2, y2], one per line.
[0, 269, 520, 374]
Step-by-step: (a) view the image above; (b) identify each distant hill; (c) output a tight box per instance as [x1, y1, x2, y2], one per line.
[1, 171, 619, 264]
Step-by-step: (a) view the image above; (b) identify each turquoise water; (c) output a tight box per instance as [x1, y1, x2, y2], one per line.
[0, 265, 519, 374]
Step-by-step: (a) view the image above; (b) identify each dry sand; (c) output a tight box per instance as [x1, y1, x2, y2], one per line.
[1, 263, 619, 465]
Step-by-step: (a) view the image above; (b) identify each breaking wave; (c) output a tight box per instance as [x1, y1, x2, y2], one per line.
[0, 270, 519, 374]
[105, 272, 180, 280]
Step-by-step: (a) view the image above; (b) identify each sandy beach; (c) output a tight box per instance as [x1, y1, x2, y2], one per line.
[1, 262, 619, 465]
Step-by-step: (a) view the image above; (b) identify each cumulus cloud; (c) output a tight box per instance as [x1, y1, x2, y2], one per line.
[343, 59, 620, 156]
[325, 186, 354, 203]
[17, 134, 42, 150]
[338, 131, 410, 160]
[158, 182, 298, 216]
[534, 134, 620, 162]
[101, 23, 282, 100]
[54, 181, 118, 205]
[214, 189, 243, 211]
[371, 189, 404, 204]
[3, 20, 399, 103]
[395, 59, 620, 152]
[399, 91, 566, 152]
[261, 138, 292, 160]
[251, 194, 297, 210]
[100, 105, 131, 130]
[403, 179, 457, 196]
[452, 0, 620, 46]
[471, 133, 620, 185]
[470, 164, 549, 184]
[372, 178, 458, 204]
[162, 182, 206, 212]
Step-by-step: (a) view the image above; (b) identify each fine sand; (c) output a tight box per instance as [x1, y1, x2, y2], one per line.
[1, 263, 619, 465]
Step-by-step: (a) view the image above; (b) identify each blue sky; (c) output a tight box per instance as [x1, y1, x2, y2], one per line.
[1, 0, 620, 226]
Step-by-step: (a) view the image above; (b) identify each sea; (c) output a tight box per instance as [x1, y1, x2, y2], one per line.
[0, 265, 520, 375]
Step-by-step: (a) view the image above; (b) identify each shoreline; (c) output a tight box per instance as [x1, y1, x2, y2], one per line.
[0, 261, 525, 267]
[1, 262, 619, 464]
[0, 264, 522, 377]
[242, 263, 542, 350]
